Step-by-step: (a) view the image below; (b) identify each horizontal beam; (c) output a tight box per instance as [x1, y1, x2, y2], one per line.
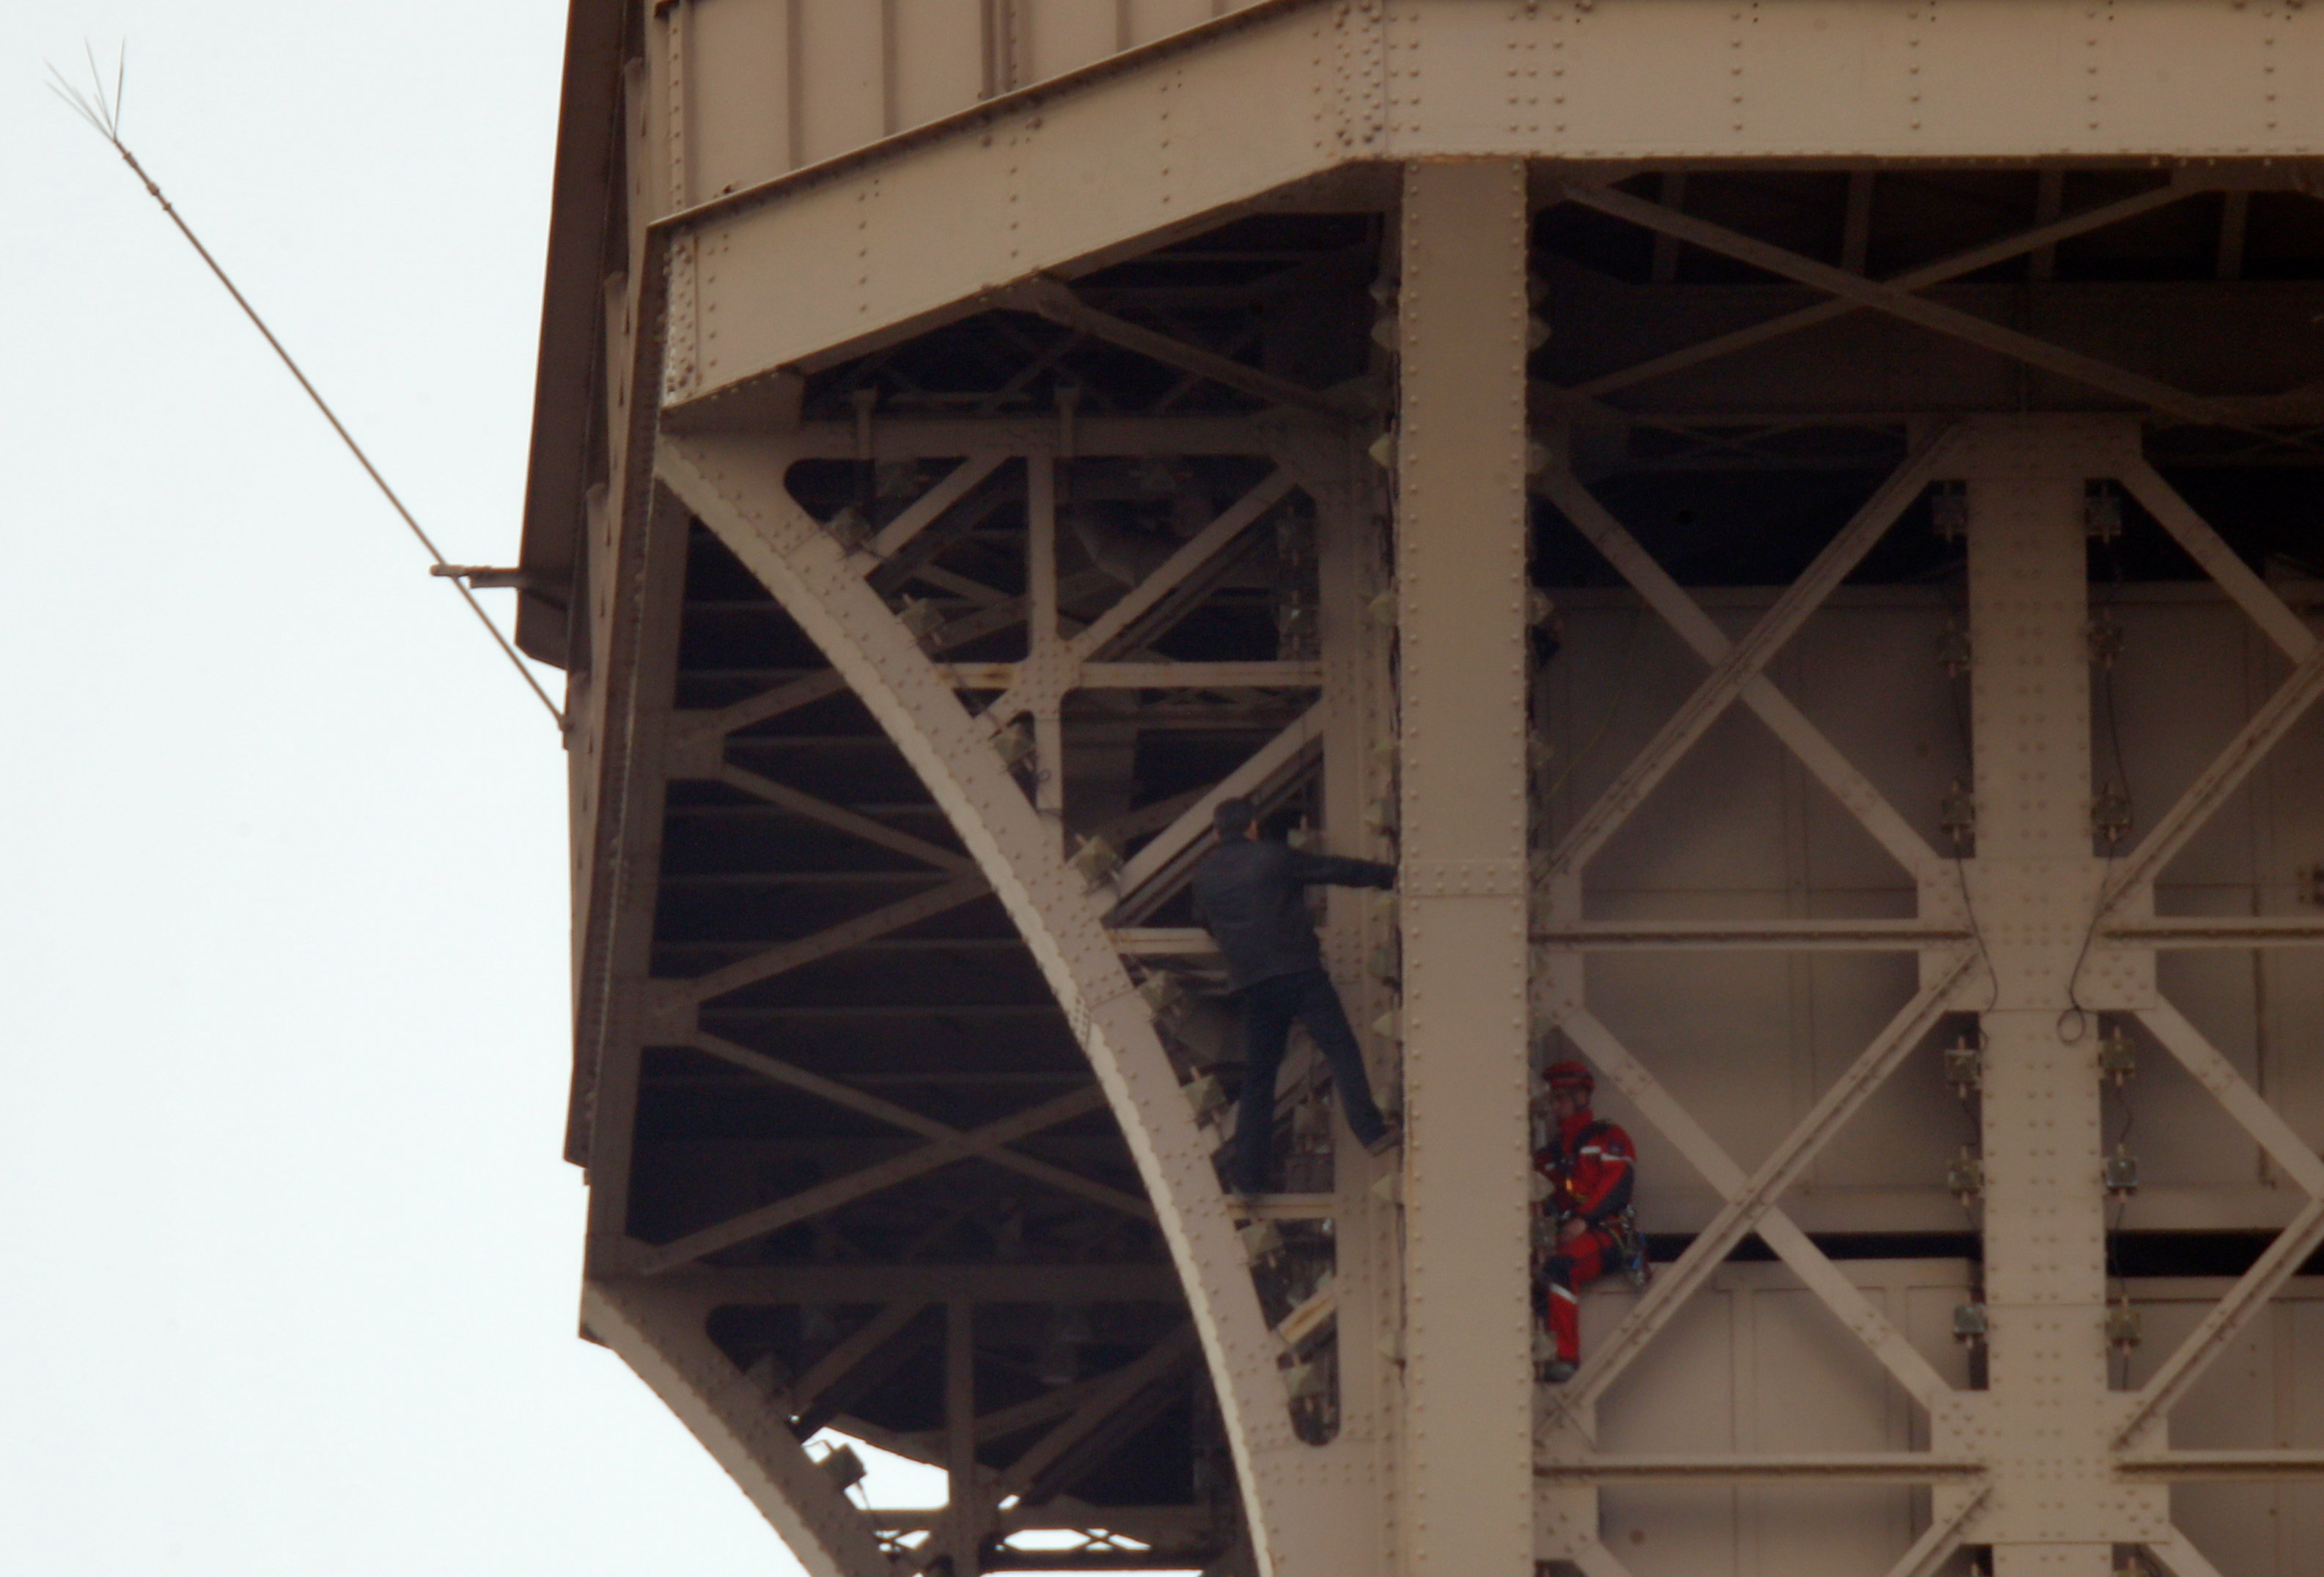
[688, 417, 1295, 463]
[655, 1264, 1185, 1303]
[674, 875, 993, 1005]
[2117, 1450, 2324, 1482]
[1533, 920, 1968, 952]
[1536, 1453, 1983, 1485]
[2106, 918, 2324, 948]
[941, 661, 1323, 691]
[660, 0, 2324, 393]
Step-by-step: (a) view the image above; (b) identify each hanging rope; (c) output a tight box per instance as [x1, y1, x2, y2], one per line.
[49, 46, 565, 730]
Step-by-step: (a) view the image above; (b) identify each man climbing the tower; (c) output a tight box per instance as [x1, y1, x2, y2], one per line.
[1533, 1057, 1643, 1384]
[1190, 796, 1400, 1200]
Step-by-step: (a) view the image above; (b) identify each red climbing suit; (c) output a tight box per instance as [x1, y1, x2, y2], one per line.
[1534, 1106, 1638, 1367]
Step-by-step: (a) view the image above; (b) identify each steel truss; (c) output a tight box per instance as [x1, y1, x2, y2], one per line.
[1529, 413, 2324, 1577]
[532, 10, 2324, 1575]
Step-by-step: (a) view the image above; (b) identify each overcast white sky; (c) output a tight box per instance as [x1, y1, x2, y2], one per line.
[0, 3, 951, 1569]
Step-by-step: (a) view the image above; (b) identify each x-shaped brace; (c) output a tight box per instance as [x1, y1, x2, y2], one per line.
[1542, 429, 1958, 883]
[1556, 180, 2271, 438]
[1544, 956, 1970, 1429]
[2116, 1000, 2324, 1447]
[1534, 463, 1945, 891]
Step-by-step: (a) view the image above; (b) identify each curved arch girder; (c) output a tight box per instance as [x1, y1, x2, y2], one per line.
[655, 429, 1362, 1577]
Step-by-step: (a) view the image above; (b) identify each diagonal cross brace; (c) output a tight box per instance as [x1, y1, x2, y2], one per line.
[717, 762, 977, 875]
[2117, 1000, 2324, 1445]
[1559, 182, 2258, 434]
[2144, 1528, 2236, 1577]
[2103, 635, 2324, 906]
[1575, 180, 2204, 400]
[1536, 465, 1944, 885]
[1551, 966, 1971, 1419]
[999, 1326, 1199, 1498]
[869, 452, 1010, 559]
[983, 470, 1298, 724]
[1547, 429, 1955, 877]
[2117, 463, 2317, 665]
[1108, 704, 1325, 924]
[678, 873, 994, 1005]
[1880, 1488, 1988, 1577]
[634, 1082, 1124, 1273]
[688, 1029, 1155, 1224]
[673, 570, 1117, 749]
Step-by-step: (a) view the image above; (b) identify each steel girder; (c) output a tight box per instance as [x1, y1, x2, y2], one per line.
[653, 427, 1369, 1577]
[647, 0, 2324, 408]
[1391, 157, 1538, 1577]
[1526, 412, 2324, 1576]
[584, 1278, 897, 1577]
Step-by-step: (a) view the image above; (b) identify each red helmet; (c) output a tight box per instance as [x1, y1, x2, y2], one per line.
[1542, 1059, 1595, 1097]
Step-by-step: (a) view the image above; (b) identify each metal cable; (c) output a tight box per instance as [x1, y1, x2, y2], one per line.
[51, 50, 565, 729]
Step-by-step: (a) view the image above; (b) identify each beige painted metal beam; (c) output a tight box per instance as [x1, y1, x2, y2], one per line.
[1537, 464, 1944, 886]
[1554, 987, 1962, 1419]
[713, 763, 977, 874]
[1394, 158, 1536, 1577]
[869, 452, 1011, 559]
[658, 1, 2324, 392]
[1107, 703, 1325, 923]
[1004, 278, 1352, 417]
[656, 430, 1357, 1577]
[1947, 422, 2133, 1576]
[633, 1083, 1119, 1273]
[675, 873, 993, 1004]
[1557, 181, 2254, 433]
[1544, 429, 1952, 878]
[1533, 920, 1969, 952]
[2104, 636, 2324, 904]
[686, 1031, 1153, 1222]
[582, 1280, 894, 1577]
[787, 1299, 933, 1425]
[1000, 1327, 1199, 1496]
[2105, 918, 2324, 948]
[2116, 462, 2319, 663]
[2144, 1529, 2235, 1577]
[983, 468, 1297, 725]
[1535, 1453, 1983, 1485]
[1573, 180, 2207, 400]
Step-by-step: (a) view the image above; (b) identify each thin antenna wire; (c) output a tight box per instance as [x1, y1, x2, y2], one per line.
[48, 45, 565, 729]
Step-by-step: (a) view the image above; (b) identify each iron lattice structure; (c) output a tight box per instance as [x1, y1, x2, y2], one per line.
[517, 6, 2324, 1576]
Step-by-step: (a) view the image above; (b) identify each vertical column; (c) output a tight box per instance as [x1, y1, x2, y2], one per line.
[1307, 429, 1394, 1567]
[1963, 422, 2108, 1577]
[946, 1298, 982, 1576]
[1026, 457, 1065, 825]
[1394, 158, 1535, 1577]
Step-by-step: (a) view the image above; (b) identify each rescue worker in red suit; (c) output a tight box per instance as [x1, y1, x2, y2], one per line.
[1533, 1059, 1637, 1383]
